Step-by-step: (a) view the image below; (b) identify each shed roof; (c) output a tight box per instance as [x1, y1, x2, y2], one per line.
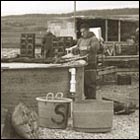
[75, 15, 139, 22]
[50, 15, 139, 22]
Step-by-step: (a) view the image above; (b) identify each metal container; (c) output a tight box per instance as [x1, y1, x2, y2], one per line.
[36, 92, 72, 129]
[73, 100, 113, 133]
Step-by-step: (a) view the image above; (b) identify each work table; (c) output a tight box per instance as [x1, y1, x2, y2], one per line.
[1, 62, 85, 116]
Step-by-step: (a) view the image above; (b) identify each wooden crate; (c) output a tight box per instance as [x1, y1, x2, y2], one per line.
[117, 74, 132, 85]
[20, 33, 35, 57]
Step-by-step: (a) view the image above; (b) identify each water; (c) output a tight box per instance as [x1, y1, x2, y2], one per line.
[1, 48, 41, 58]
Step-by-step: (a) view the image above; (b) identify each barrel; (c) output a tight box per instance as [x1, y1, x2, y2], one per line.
[36, 92, 72, 129]
[73, 100, 113, 133]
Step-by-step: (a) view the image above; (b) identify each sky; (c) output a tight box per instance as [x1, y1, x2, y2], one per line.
[1, 1, 139, 16]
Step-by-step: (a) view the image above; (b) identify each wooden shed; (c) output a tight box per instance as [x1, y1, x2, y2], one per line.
[47, 15, 139, 41]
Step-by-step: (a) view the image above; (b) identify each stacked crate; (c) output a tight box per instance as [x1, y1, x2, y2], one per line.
[117, 74, 132, 85]
[58, 36, 73, 48]
[52, 36, 73, 56]
[20, 33, 35, 57]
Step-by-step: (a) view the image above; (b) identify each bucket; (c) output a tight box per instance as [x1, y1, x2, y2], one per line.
[73, 100, 113, 133]
[36, 92, 72, 129]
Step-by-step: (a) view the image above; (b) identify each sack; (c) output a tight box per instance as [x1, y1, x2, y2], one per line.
[2, 110, 23, 139]
[11, 103, 39, 139]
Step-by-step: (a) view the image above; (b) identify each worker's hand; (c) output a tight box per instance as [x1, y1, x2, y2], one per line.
[72, 47, 80, 55]
[65, 45, 79, 55]
[66, 45, 77, 53]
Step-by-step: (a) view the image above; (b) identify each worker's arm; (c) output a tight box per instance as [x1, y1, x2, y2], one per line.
[65, 38, 81, 51]
[65, 45, 77, 52]
[88, 36, 100, 67]
[89, 36, 100, 54]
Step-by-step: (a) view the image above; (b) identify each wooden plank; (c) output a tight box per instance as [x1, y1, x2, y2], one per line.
[117, 68, 139, 73]
[98, 55, 139, 61]
[97, 66, 117, 76]
[99, 55, 139, 59]
[98, 69, 116, 75]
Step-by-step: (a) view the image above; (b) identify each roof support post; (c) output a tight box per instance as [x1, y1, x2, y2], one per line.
[74, 1, 77, 39]
[105, 19, 108, 41]
[118, 20, 121, 42]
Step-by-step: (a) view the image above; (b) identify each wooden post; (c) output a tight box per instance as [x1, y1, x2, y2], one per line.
[74, 1, 77, 39]
[118, 20, 121, 42]
[105, 19, 108, 41]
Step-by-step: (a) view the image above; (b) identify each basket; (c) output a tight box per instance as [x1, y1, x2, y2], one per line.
[36, 92, 72, 129]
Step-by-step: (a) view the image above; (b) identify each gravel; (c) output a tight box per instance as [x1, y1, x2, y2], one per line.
[39, 110, 139, 139]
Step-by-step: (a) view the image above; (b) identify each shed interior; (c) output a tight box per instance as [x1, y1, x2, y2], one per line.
[76, 18, 138, 42]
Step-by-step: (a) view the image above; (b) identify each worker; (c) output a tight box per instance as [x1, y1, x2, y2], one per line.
[41, 30, 56, 58]
[135, 28, 139, 54]
[135, 27, 139, 43]
[73, 23, 100, 99]
[126, 35, 135, 45]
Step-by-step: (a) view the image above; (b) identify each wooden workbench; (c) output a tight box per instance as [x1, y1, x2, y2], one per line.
[1, 63, 85, 121]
